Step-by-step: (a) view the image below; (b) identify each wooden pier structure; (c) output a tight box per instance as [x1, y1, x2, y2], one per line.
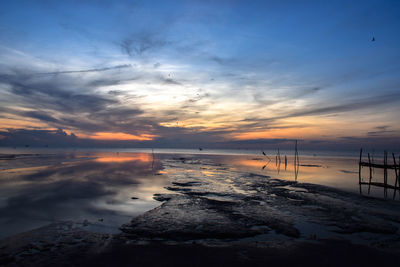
[358, 148, 400, 199]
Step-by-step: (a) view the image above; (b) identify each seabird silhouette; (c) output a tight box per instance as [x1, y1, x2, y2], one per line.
[372, 37, 375, 42]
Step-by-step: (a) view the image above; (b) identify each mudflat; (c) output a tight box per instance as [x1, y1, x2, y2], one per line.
[1, 155, 400, 266]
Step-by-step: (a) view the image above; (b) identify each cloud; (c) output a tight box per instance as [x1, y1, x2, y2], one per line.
[0, 70, 118, 113]
[367, 125, 396, 137]
[0, 128, 78, 147]
[22, 111, 60, 123]
[274, 92, 400, 120]
[210, 56, 237, 66]
[162, 77, 182, 85]
[0, 65, 158, 135]
[225, 138, 298, 145]
[120, 32, 167, 57]
[35, 64, 132, 75]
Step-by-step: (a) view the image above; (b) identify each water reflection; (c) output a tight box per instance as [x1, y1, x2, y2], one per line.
[217, 154, 399, 201]
[94, 152, 152, 163]
[359, 161, 400, 200]
[0, 152, 169, 239]
[0, 150, 396, 239]
[214, 155, 362, 193]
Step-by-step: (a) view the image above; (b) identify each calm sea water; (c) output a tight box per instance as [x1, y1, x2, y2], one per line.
[0, 148, 398, 239]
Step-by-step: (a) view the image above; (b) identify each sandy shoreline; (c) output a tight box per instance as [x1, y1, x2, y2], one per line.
[1, 155, 400, 266]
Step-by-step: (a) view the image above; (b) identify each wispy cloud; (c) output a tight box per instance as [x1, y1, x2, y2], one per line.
[120, 32, 168, 57]
[273, 93, 400, 120]
[35, 64, 132, 75]
[367, 125, 397, 137]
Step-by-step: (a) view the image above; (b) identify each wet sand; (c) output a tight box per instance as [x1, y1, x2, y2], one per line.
[1, 154, 400, 266]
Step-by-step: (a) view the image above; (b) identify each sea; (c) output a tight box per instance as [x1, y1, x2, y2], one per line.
[0, 147, 398, 239]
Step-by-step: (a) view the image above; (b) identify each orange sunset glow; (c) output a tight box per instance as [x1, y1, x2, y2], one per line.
[95, 153, 152, 163]
[88, 132, 157, 141]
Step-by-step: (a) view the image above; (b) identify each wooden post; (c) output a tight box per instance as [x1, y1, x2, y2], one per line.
[294, 140, 299, 181]
[368, 152, 372, 194]
[384, 151, 388, 198]
[151, 148, 155, 170]
[372, 151, 375, 175]
[358, 148, 362, 184]
[278, 148, 281, 165]
[285, 155, 287, 170]
[397, 155, 400, 198]
[393, 153, 399, 199]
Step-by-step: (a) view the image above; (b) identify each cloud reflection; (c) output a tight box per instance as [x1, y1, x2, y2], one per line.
[0, 152, 167, 238]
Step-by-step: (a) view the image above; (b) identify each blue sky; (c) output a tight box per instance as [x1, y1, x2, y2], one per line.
[0, 0, 399, 150]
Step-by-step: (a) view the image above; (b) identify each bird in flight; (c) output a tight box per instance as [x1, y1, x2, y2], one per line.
[371, 37, 375, 42]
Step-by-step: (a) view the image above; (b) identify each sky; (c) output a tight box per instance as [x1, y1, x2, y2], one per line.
[0, 0, 399, 151]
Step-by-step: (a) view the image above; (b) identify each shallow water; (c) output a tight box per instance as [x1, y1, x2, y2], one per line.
[0, 148, 398, 239]
[0, 152, 170, 239]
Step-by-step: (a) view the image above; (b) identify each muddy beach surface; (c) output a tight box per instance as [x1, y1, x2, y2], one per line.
[1, 154, 400, 266]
